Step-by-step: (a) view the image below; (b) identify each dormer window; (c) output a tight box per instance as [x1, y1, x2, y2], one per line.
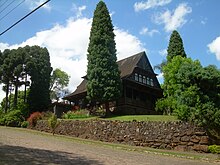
[135, 73, 138, 81]
[147, 77, 150, 85]
[150, 79, 154, 86]
[143, 76, 146, 84]
[139, 74, 142, 83]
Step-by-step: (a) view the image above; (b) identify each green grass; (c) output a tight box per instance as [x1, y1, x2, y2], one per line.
[105, 115, 179, 122]
[62, 116, 97, 121]
[62, 115, 179, 122]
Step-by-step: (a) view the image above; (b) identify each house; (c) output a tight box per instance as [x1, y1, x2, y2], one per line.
[63, 51, 163, 115]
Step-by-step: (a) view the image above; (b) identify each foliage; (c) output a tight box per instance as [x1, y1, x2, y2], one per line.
[0, 91, 29, 118]
[0, 110, 24, 127]
[21, 121, 29, 128]
[50, 68, 70, 101]
[156, 56, 220, 139]
[154, 30, 186, 72]
[0, 49, 14, 113]
[208, 145, 220, 154]
[41, 111, 53, 120]
[167, 30, 187, 63]
[26, 46, 52, 113]
[27, 112, 42, 127]
[155, 97, 176, 115]
[0, 48, 30, 113]
[48, 114, 60, 135]
[0, 45, 52, 114]
[86, 1, 121, 116]
[62, 110, 90, 119]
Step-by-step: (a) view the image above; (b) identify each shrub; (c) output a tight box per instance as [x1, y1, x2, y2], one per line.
[21, 121, 29, 128]
[48, 114, 60, 135]
[208, 145, 220, 154]
[2, 110, 24, 127]
[0, 118, 5, 126]
[41, 111, 53, 120]
[27, 112, 42, 127]
[62, 109, 90, 119]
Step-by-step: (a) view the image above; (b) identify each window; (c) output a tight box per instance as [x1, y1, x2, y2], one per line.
[147, 77, 150, 85]
[143, 76, 146, 84]
[150, 79, 154, 86]
[135, 73, 138, 81]
[139, 74, 142, 83]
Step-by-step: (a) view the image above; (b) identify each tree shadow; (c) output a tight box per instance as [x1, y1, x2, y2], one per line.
[0, 144, 103, 165]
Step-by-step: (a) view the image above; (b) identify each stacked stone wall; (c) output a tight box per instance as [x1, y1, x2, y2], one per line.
[34, 120, 210, 152]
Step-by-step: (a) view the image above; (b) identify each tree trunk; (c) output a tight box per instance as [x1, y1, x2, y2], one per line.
[105, 102, 111, 117]
[5, 82, 9, 113]
[14, 77, 19, 109]
[24, 74, 28, 103]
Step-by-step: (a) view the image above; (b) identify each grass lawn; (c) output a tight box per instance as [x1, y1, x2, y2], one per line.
[65, 115, 179, 122]
[104, 115, 179, 122]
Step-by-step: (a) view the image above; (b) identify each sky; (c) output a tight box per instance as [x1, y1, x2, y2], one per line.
[0, 0, 220, 102]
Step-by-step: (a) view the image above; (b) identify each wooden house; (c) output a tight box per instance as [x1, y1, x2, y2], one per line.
[63, 51, 163, 115]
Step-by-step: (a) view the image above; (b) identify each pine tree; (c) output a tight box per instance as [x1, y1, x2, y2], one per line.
[167, 30, 187, 63]
[86, 1, 121, 116]
[27, 46, 52, 114]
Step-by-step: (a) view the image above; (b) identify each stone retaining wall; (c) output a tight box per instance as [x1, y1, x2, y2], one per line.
[34, 120, 210, 152]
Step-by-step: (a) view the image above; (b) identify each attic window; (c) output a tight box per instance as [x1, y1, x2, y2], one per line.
[143, 76, 146, 84]
[150, 79, 154, 86]
[135, 73, 138, 81]
[139, 74, 142, 83]
[147, 77, 150, 85]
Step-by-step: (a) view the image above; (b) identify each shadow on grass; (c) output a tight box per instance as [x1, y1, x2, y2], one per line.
[0, 144, 103, 165]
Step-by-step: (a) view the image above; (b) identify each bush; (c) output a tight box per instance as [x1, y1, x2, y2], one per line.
[208, 145, 220, 154]
[27, 112, 42, 127]
[62, 109, 90, 119]
[1, 110, 24, 127]
[41, 111, 53, 120]
[21, 121, 29, 128]
[48, 114, 59, 135]
[0, 118, 5, 126]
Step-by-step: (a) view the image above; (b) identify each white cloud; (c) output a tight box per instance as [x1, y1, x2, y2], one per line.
[25, 0, 51, 11]
[115, 28, 145, 60]
[0, 17, 145, 102]
[159, 49, 167, 56]
[153, 3, 192, 32]
[71, 4, 87, 18]
[156, 73, 164, 84]
[208, 36, 220, 61]
[0, 43, 9, 50]
[139, 27, 159, 36]
[134, 0, 172, 12]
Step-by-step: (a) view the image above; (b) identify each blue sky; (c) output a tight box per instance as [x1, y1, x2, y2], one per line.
[0, 0, 220, 101]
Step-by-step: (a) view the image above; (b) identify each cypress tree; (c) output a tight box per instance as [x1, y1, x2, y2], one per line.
[167, 30, 187, 63]
[27, 46, 52, 114]
[86, 1, 121, 116]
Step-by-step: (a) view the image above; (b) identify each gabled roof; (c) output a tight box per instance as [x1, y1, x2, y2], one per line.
[64, 51, 154, 100]
[118, 51, 143, 78]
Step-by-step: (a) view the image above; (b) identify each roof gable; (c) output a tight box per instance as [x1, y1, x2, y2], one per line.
[118, 51, 144, 78]
[137, 52, 154, 74]
[64, 51, 158, 100]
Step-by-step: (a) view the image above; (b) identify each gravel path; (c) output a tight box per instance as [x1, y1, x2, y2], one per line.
[0, 126, 218, 165]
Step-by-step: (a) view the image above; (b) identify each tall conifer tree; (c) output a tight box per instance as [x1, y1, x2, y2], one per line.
[86, 1, 121, 116]
[27, 46, 52, 113]
[167, 30, 187, 62]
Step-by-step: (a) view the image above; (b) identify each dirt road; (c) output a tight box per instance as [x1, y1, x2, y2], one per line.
[0, 126, 218, 165]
